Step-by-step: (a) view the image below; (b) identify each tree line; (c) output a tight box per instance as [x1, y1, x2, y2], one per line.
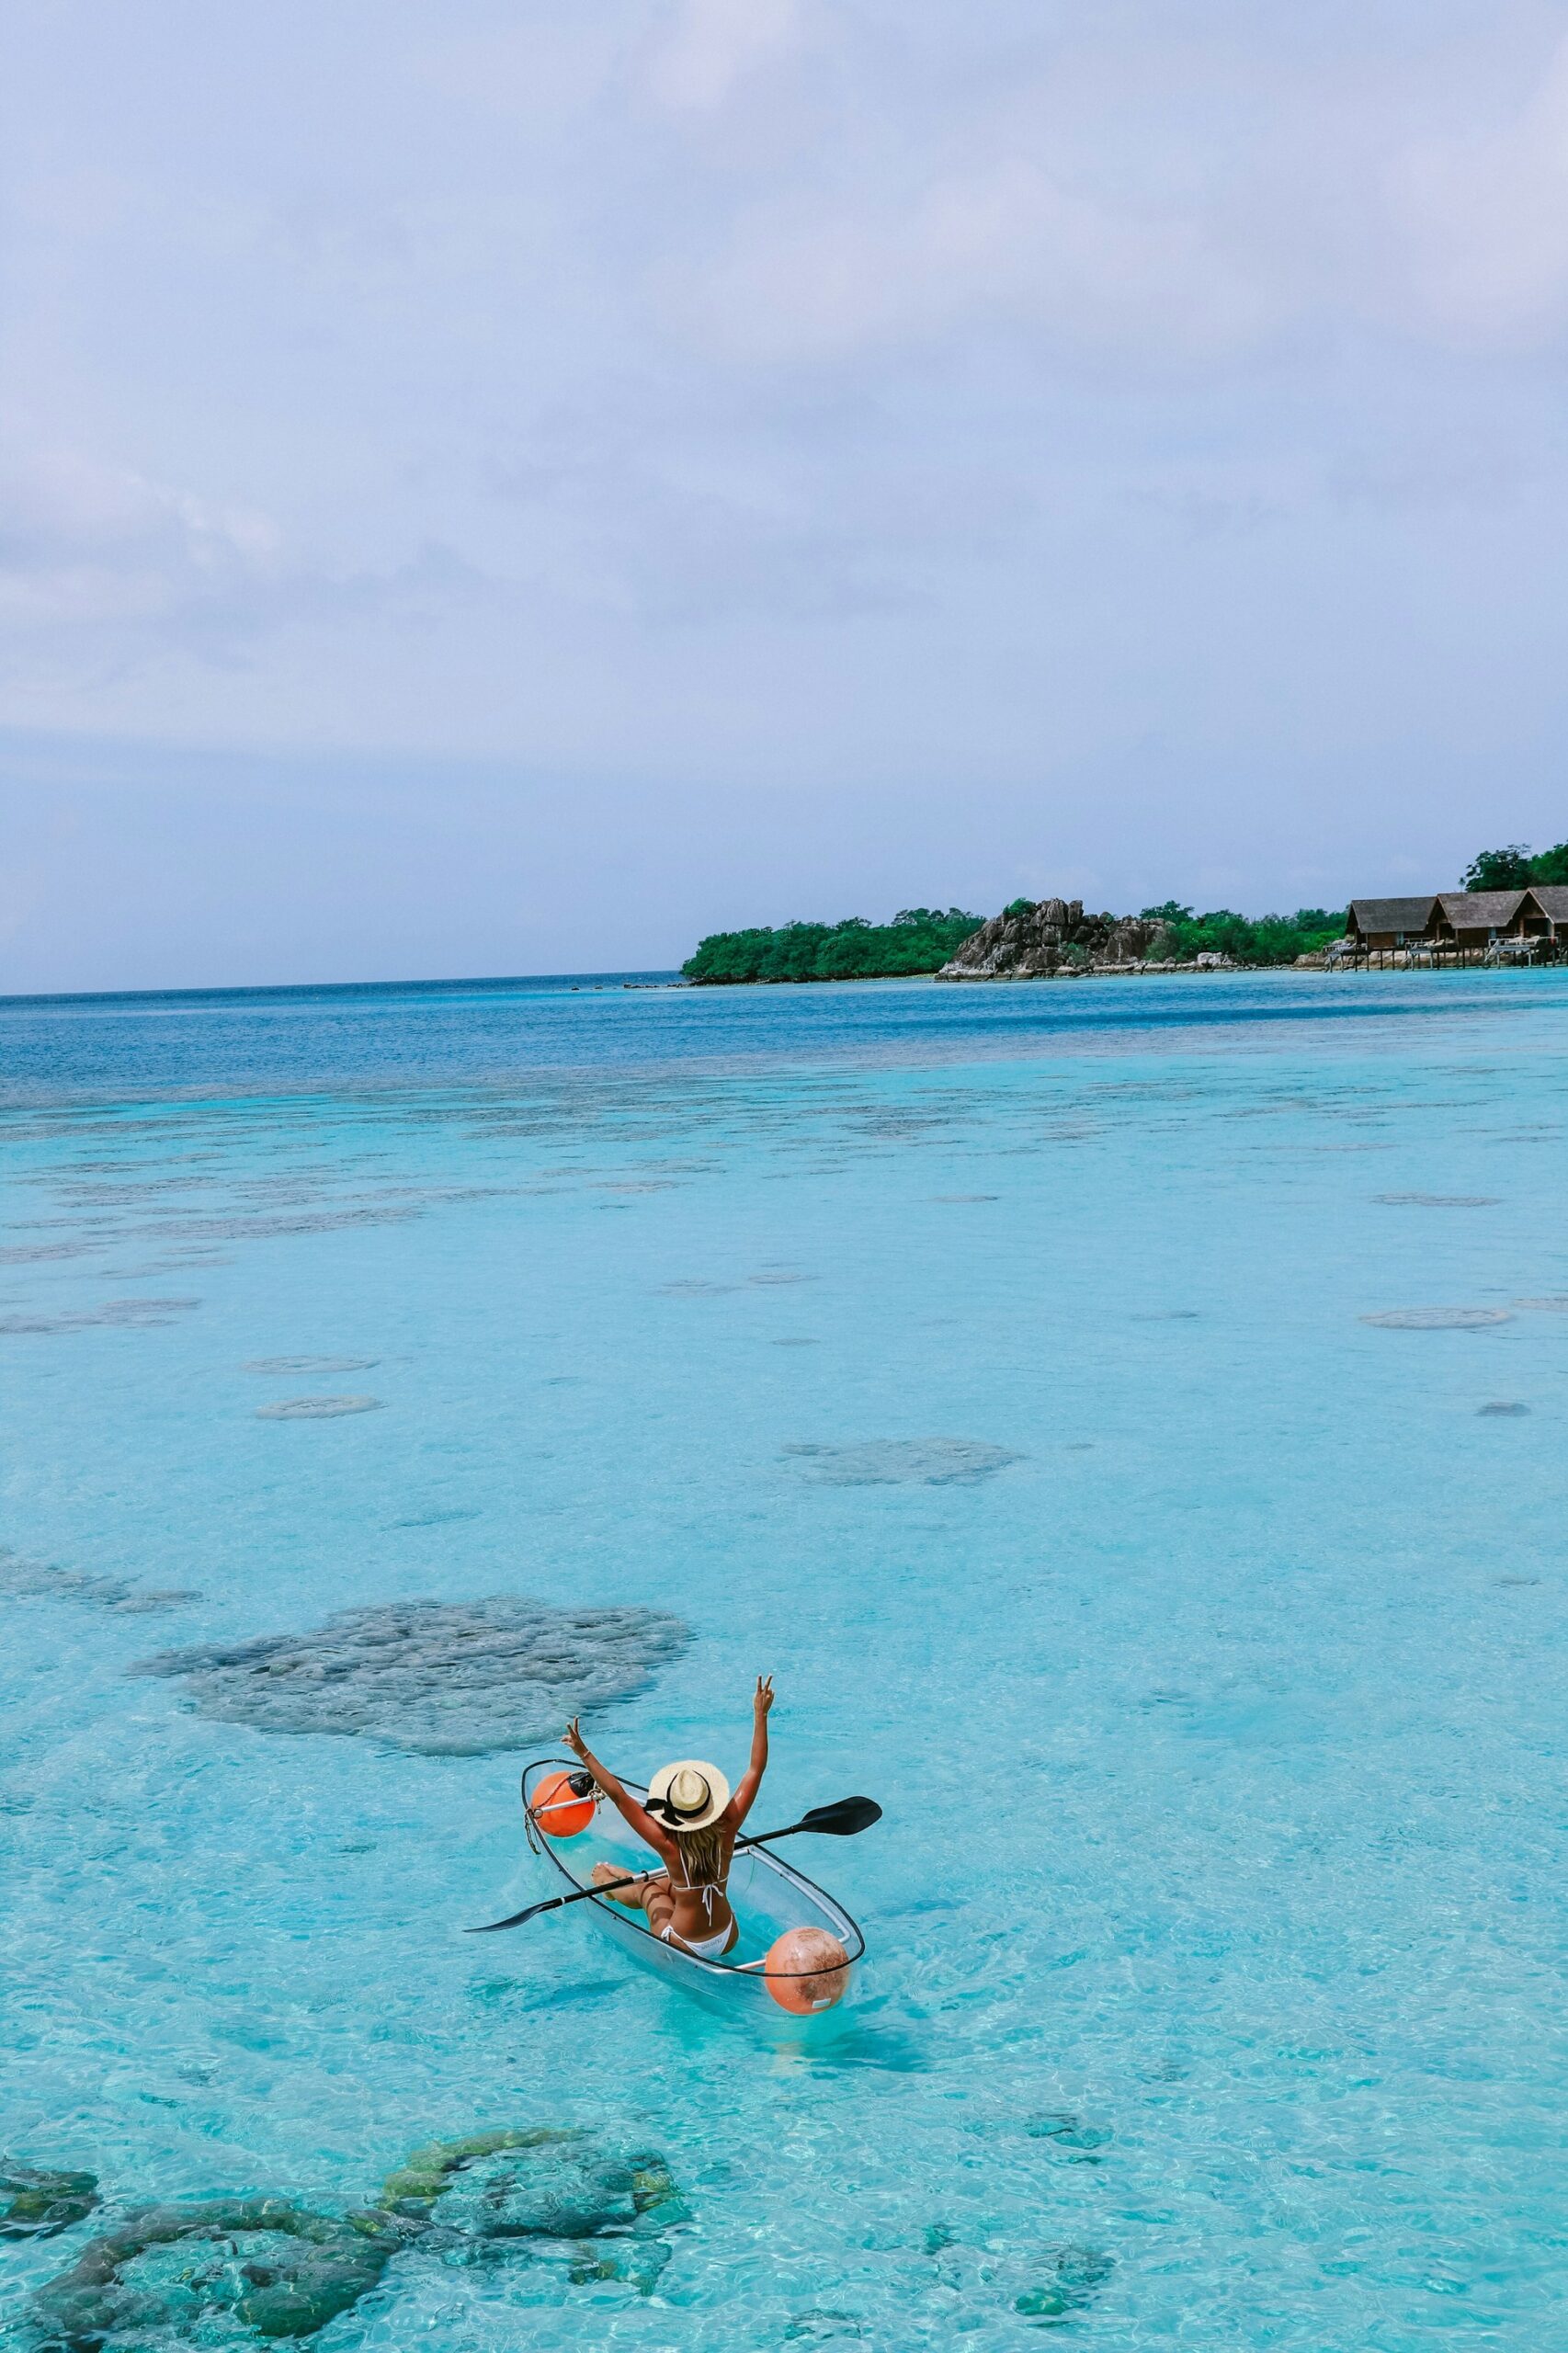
[1137, 904, 1346, 965]
[1460, 841, 1568, 891]
[683, 903, 1348, 982]
[681, 847, 1567, 983]
[682, 909, 983, 983]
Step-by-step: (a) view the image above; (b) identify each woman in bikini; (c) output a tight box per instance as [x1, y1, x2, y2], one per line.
[563, 1676, 773, 1959]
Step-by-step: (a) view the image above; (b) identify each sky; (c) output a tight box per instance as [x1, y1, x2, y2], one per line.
[4, 0, 1568, 990]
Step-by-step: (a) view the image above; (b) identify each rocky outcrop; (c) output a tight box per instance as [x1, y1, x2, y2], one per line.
[937, 898, 1170, 979]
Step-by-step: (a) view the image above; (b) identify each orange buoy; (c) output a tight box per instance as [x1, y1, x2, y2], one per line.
[763, 1926, 851, 2013]
[530, 1770, 596, 1839]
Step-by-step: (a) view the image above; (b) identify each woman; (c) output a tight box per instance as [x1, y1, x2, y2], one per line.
[563, 1676, 773, 1959]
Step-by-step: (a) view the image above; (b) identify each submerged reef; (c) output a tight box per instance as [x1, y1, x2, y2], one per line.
[782, 1440, 1023, 1487]
[379, 2127, 685, 2292]
[19, 2132, 686, 2345]
[1373, 1193, 1499, 1208]
[0, 1297, 199, 1336]
[253, 1396, 384, 1420]
[0, 1548, 199, 1616]
[130, 1596, 688, 1755]
[1360, 1307, 1513, 1330]
[924, 2222, 1115, 2329]
[27, 2198, 393, 2345]
[1014, 2245, 1117, 2322]
[0, 2163, 99, 2240]
[243, 1357, 379, 1376]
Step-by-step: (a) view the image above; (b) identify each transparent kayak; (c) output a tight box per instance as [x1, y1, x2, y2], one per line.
[518, 1757, 865, 2017]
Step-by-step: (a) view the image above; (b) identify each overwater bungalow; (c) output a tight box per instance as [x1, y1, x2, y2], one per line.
[1343, 887, 1568, 966]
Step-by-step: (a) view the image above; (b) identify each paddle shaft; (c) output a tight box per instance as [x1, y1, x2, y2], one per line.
[465, 1795, 879, 1935]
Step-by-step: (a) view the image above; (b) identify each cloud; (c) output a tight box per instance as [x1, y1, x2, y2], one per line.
[666, 154, 1268, 365]
[1396, 36, 1568, 345]
[0, 432, 278, 632]
[644, 0, 806, 113]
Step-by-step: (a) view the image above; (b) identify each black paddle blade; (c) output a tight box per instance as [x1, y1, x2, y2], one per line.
[465, 1894, 563, 1934]
[793, 1796, 881, 1836]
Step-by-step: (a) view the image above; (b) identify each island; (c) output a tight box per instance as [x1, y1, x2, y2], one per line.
[682, 899, 1345, 983]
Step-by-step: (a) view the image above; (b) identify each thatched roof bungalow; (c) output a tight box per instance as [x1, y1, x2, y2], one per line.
[1345, 886, 1568, 962]
[1345, 897, 1440, 952]
[1436, 890, 1529, 948]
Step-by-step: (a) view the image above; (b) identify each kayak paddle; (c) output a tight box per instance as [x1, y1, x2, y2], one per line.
[466, 1794, 881, 1934]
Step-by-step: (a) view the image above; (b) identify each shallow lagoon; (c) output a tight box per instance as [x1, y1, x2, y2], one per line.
[3, 968, 1567, 2347]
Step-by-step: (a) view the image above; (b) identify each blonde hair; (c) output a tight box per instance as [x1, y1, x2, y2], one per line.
[673, 1823, 726, 1886]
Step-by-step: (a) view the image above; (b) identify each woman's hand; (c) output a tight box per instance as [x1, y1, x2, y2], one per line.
[564, 1716, 589, 1760]
[754, 1675, 775, 1717]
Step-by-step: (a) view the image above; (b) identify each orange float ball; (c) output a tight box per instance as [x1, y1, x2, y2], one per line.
[530, 1770, 596, 1839]
[763, 1926, 851, 2013]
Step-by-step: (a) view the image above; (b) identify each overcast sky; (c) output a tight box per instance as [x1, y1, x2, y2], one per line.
[5, 1, 1568, 989]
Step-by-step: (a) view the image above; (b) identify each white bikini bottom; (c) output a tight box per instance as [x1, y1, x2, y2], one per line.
[660, 1920, 733, 1961]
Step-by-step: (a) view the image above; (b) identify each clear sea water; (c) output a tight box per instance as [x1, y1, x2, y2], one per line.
[3, 968, 1566, 2349]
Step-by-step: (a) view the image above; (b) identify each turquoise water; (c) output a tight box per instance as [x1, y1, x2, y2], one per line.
[3, 969, 1567, 2347]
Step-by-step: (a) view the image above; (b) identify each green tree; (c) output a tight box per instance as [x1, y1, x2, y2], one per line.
[1140, 905, 1346, 965]
[683, 909, 983, 984]
[1527, 841, 1568, 886]
[1460, 846, 1535, 891]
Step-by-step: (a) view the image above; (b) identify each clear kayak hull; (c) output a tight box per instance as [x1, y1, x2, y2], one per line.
[518, 1759, 865, 2018]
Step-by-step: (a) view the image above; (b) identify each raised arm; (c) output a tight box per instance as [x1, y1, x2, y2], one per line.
[563, 1718, 673, 1860]
[727, 1676, 773, 1829]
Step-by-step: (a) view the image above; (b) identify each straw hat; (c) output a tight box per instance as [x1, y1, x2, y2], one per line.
[646, 1758, 730, 1832]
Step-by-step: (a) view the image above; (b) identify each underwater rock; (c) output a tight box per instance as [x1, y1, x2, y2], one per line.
[377, 2129, 685, 2293]
[1479, 1402, 1529, 1416]
[1025, 2115, 1113, 2156]
[1512, 1297, 1568, 1312]
[782, 1439, 1023, 1486]
[254, 1396, 384, 1420]
[1015, 2284, 1069, 2319]
[0, 2161, 99, 2240]
[1373, 1193, 1499, 1208]
[0, 1243, 100, 1265]
[1015, 2245, 1115, 2325]
[28, 2197, 392, 2344]
[0, 1549, 199, 1616]
[22, 2132, 687, 2343]
[926, 2222, 1115, 2331]
[130, 1596, 688, 1755]
[1359, 1308, 1513, 1330]
[0, 1297, 199, 1336]
[785, 2313, 864, 2341]
[244, 1357, 379, 1376]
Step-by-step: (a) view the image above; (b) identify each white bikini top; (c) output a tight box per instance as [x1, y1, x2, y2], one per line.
[669, 1847, 728, 1923]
